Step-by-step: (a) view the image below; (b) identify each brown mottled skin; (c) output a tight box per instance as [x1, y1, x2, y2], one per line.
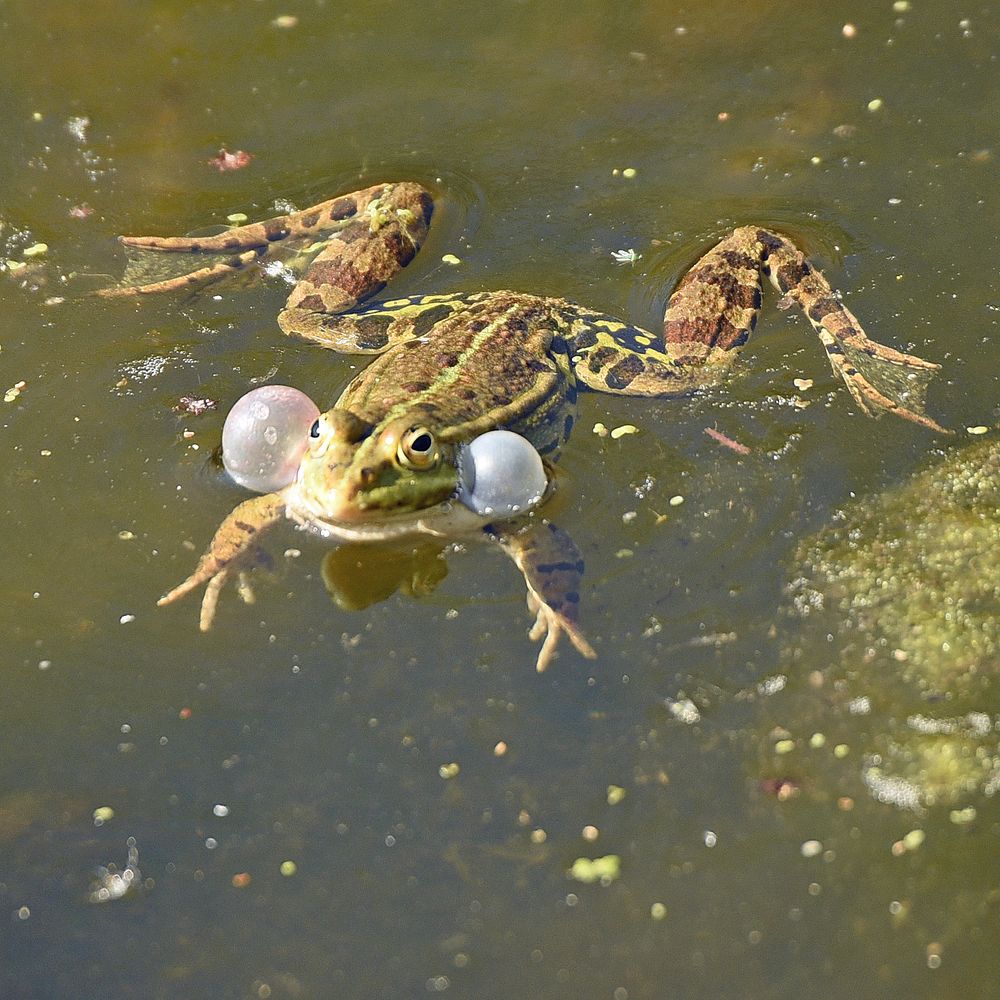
[99, 182, 946, 670]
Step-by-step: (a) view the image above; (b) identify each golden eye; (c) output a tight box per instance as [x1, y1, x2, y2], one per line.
[397, 426, 438, 469]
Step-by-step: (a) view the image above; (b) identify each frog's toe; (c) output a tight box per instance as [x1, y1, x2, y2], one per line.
[527, 595, 597, 672]
[197, 569, 232, 631]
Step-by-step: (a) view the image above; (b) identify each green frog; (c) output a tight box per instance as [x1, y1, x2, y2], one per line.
[99, 181, 946, 670]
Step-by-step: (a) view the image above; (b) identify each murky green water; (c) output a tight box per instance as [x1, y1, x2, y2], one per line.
[3, 1, 1000, 997]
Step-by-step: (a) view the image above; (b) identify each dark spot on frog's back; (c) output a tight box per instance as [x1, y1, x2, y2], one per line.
[412, 305, 455, 338]
[354, 314, 391, 350]
[605, 354, 644, 389]
[434, 351, 460, 368]
[299, 211, 320, 229]
[264, 221, 290, 242]
[587, 346, 618, 373]
[402, 381, 430, 393]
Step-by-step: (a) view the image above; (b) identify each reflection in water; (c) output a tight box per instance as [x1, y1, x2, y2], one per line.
[321, 540, 450, 610]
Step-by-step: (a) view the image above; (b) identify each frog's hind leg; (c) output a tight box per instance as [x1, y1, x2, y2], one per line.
[572, 226, 946, 431]
[95, 182, 431, 302]
[565, 247, 766, 398]
[276, 182, 435, 346]
[753, 228, 946, 432]
[302, 292, 481, 354]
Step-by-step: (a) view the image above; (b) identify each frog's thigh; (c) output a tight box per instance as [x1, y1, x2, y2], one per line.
[280, 293, 473, 354]
[278, 183, 433, 344]
[662, 227, 765, 361]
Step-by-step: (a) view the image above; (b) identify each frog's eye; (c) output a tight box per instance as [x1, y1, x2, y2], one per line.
[397, 426, 438, 470]
[309, 419, 321, 439]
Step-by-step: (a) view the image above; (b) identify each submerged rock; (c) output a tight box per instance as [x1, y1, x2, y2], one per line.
[777, 437, 1000, 809]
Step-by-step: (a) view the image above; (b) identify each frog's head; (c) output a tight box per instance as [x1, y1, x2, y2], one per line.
[289, 407, 465, 536]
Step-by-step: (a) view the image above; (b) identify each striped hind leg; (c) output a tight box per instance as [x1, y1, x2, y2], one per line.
[94, 182, 433, 308]
[661, 226, 945, 430]
[753, 228, 946, 432]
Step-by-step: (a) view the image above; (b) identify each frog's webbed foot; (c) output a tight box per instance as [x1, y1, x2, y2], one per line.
[761, 230, 949, 433]
[589, 226, 948, 430]
[499, 522, 597, 672]
[157, 492, 286, 630]
[814, 327, 948, 432]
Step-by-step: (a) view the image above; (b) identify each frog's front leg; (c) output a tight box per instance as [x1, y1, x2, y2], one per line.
[496, 522, 597, 672]
[158, 492, 286, 630]
[96, 182, 432, 309]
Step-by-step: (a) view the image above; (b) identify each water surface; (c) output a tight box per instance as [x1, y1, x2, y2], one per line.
[2, 2, 999, 997]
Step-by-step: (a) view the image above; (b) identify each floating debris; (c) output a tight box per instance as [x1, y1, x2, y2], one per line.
[704, 426, 751, 454]
[611, 248, 641, 265]
[441, 253, 462, 265]
[4, 380, 26, 403]
[665, 697, 700, 724]
[89, 838, 142, 903]
[209, 148, 253, 172]
[569, 854, 621, 885]
[92, 806, 115, 826]
[610, 424, 638, 439]
[175, 396, 218, 416]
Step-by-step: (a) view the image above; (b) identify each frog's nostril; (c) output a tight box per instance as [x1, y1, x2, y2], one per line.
[359, 467, 377, 486]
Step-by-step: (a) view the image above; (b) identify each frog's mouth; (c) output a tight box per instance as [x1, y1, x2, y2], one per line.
[284, 483, 492, 542]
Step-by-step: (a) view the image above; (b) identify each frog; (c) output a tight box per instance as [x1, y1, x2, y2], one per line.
[98, 180, 946, 670]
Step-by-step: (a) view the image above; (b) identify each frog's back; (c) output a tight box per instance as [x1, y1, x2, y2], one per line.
[337, 291, 579, 457]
